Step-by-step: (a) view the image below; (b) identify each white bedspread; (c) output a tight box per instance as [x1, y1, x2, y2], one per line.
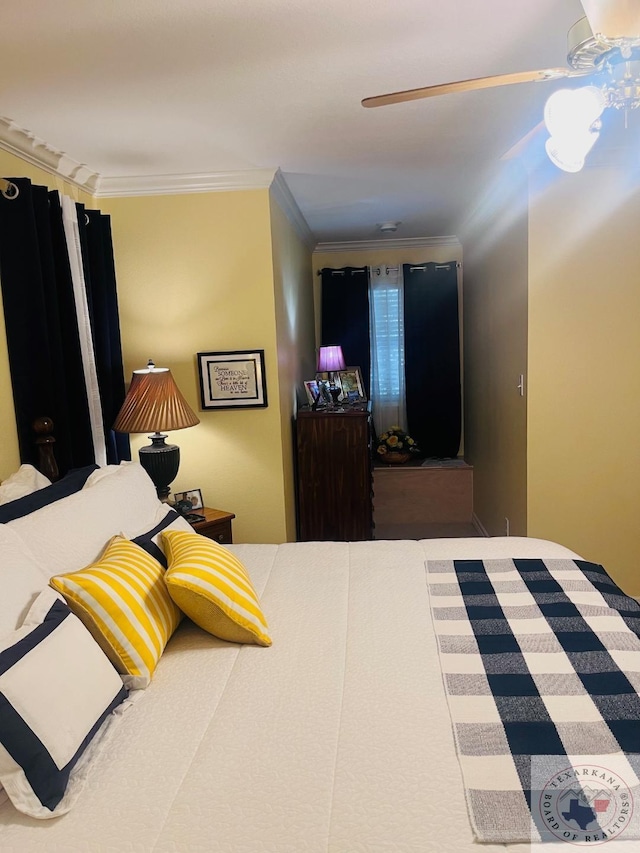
[0, 537, 579, 852]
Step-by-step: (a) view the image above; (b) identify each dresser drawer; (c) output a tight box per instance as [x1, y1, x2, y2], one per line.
[190, 508, 235, 544]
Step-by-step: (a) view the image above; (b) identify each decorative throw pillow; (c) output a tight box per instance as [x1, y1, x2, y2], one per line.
[50, 537, 182, 688]
[0, 588, 128, 818]
[161, 530, 271, 646]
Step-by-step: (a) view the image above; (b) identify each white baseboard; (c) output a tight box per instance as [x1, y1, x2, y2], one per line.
[472, 513, 490, 538]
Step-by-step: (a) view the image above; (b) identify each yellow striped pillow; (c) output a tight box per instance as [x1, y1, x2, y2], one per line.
[161, 530, 271, 646]
[49, 536, 182, 688]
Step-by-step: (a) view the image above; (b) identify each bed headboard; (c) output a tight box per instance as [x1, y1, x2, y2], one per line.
[32, 417, 59, 482]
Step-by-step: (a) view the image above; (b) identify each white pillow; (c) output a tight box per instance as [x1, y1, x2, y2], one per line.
[82, 461, 132, 489]
[0, 588, 129, 818]
[0, 525, 50, 638]
[0, 464, 51, 504]
[7, 462, 162, 575]
[124, 503, 194, 567]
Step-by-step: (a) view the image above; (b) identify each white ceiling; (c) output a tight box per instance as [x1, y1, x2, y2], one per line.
[0, 0, 592, 244]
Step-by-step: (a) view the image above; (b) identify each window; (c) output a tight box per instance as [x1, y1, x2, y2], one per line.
[368, 265, 406, 435]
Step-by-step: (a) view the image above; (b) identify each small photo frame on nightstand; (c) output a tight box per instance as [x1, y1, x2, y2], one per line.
[173, 488, 204, 521]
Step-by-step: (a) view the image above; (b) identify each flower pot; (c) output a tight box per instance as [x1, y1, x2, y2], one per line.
[381, 451, 411, 464]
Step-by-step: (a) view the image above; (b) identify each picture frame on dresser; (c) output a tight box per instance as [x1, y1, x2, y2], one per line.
[303, 380, 320, 406]
[316, 379, 333, 405]
[336, 367, 366, 401]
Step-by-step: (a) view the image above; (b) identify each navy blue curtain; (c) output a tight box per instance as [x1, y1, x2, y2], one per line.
[77, 205, 129, 464]
[0, 178, 130, 474]
[403, 261, 461, 458]
[320, 266, 370, 396]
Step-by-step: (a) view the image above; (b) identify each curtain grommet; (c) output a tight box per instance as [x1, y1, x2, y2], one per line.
[1, 180, 19, 200]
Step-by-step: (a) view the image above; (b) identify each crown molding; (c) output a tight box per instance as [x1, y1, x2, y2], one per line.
[269, 170, 315, 250]
[314, 235, 461, 253]
[0, 118, 317, 247]
[94, 168, 278, 197]
[0, 118, 456, 253]
[0, 117, 100, 193]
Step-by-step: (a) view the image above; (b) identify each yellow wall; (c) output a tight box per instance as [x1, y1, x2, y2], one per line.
[461, 159, 640, 589]
[101, 188, 311, 544]
[0, 147, 315, 541]
[461, 164, 529, 536]
[527, 166, 640, 592]
[0, 151, 94, 480]
[269, 192, 315, 540]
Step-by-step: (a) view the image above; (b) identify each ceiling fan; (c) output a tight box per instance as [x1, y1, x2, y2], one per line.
[362, 0, 640, 171]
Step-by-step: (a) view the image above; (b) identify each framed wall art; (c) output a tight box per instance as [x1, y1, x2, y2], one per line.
[197, 350, 268, 410]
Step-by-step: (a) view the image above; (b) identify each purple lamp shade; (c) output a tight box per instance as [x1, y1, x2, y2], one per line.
[317, 345, 346, 372]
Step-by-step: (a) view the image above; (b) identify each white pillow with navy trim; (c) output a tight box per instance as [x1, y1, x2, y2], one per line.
[125, 503, 193, 568]
[7, 461, 161, 575]
[0, 588, 129, 818]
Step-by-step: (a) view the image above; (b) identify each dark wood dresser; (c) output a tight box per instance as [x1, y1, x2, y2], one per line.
[295, 404, 373, 541]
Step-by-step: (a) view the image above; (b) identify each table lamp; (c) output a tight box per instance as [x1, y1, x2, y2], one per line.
[317, 345, 346, 406]
[113, 360, 200, 500]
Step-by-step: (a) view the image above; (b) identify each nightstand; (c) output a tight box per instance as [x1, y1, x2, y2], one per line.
[189, 507, 236, 544]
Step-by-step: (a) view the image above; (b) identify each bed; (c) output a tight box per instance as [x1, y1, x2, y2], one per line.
[1, 458, 639, 851]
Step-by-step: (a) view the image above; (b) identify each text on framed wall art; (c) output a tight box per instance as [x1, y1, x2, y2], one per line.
[197, 350, 268, 410]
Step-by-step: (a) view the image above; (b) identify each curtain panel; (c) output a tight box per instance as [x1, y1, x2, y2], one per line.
[78, 205, 130, 465]
[403, 261, 461, 458]
[0, 177, 130, 474]
[320, 267, 370, 397]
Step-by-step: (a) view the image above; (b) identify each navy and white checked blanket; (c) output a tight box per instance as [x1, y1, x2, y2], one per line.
[426, 558, 640, 843]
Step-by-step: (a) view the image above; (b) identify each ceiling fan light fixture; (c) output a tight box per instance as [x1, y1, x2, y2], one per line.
[545, 130, 599, 173]
[361, 6, 640, 178]
[543, 84, 605, 172]
[544, 86, 606, 136]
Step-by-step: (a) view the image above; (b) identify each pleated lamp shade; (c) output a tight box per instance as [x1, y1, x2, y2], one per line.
[317, 345, 346, 373]
[113, 362, 200, 434]
[113, 361, 199, 501]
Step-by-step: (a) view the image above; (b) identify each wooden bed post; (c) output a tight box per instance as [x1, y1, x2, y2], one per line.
[32, 417, 59, 482]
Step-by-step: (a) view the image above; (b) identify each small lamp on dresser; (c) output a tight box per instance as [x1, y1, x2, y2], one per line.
[113, 359, 200, 501]
[316, 345, 345, 406]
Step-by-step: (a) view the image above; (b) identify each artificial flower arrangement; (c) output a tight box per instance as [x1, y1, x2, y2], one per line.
[375, 425, 420, 459]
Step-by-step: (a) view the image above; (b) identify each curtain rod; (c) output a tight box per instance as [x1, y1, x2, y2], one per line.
[0, 178, 19, 200]
[317, 261, 461, 275]
[375, 262, 461, 273]
[316, 268, 367, 276]
[0, 180, 91, 224]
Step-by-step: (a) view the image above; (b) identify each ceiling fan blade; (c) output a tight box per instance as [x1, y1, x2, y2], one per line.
[580, 0, 640, 38]
[362, 68, 582, 109]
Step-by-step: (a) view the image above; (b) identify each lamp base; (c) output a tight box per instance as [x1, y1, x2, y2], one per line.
[138, 433, 180, 502]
